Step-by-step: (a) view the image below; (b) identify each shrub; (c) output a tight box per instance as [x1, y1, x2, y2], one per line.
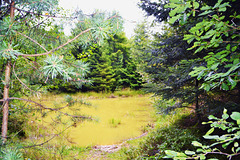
[122, 125, 201, 159]
[139, 126, 200, 159]
[165, 109, 240, 160]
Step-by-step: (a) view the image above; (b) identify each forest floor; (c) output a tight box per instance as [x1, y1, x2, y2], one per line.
[82, 132, 148, 159]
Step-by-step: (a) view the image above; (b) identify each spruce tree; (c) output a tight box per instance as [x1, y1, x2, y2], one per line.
[139, 0, 240, 117]
[106, 32, 143, 90]
[90, 51, 115, 92]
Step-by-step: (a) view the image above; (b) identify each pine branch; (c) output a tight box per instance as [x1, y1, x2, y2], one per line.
[21, 125, 72, 148]
[15, 31, 48, 52]
[0, 97, 92, 120]
[19, 28, 92, 57]
[12, 61, 41, 95]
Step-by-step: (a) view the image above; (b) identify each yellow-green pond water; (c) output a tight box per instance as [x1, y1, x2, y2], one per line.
[29, 94, 155, 147]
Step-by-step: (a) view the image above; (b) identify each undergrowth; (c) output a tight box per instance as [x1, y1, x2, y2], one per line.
[22, 145, 92, 160]
[113, 107, 204, 159]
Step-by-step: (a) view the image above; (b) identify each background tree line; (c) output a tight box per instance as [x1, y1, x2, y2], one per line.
[48, 31, 143, 93]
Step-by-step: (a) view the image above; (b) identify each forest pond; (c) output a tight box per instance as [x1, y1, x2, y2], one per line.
[28, 94, 155, 147]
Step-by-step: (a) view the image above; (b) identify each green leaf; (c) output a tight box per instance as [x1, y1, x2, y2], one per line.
[194, 46, 204, 53]
[203, 135, 219, 139]
[221, 83, 229, 90]
[201, 5, 212, 10]
[236, 15, 240, 19]
[221, 63, 240, 77]
[169, 14, 181, 24]
[200, 154, 206, 160]
[209, 115, 218, 120]
[231, 112, 240, 122]
[165, 3, 178, 9]
[206, 128, 215, 135]
[169, 8, 178, 17]
[222, 113, 229, 119]
[236, 147, 240, 153]
[234, 142, 239, 147]
[213, 0, 223, 9]
[204, 84, 211, 91]
[165, 150, 178, 157]
[192, 141, 203, 147]
[232, 46, 237, 52]
[227, 76, 237, 89]
[197, 70, 205, 80]
[210, 63, 219, 70]
[199, 10, 213, 16]
[233, 58, 240, 65]
[196, 148, 204, 153]
[222, 109, 229, 119]
[218, 7, 227, 12]
[193, 2, 199, 9]
[185, 150, 195, 155]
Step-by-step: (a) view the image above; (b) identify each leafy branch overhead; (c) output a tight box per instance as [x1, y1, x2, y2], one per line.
[166, 0, 240, 91]
[0, 0, 123, 144]
[0, 3, 123, 86]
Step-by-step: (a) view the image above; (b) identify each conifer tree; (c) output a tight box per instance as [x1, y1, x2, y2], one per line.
[73, 32, 143, 92]
[0, 0, 122, 142]
[106, 32, 143, 90]
[139, 0, 240, 117]
[91, 52, 115, 92]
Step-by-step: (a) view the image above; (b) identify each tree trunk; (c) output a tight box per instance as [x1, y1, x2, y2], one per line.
[195, 79, 201, 121]
[1, 0, 14, 143]
[1, 61, 11, 142]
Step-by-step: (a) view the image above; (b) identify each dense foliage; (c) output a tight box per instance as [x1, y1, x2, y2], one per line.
[0, 2, 123, 158]
[134, 0, 240, 159]
[165, 109, 240, 160]
[0, 0, 239, 159]
[138, 0, 240, 118]
[70, 32, 143, 92]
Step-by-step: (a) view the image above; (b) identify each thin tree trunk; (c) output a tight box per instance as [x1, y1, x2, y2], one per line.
[195, 79, 201, 121]
[1, 0, 14, 143]
[1, 61, 11, 142]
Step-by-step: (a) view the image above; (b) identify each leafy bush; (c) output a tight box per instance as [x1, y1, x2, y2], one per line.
[165, 109, 240, 160]
[141, 127, 200, 159]
[122, 125, 200, 159]
[152, 96, 178, 114]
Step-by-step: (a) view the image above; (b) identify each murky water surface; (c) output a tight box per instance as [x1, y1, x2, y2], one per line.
[31, 94, 154, 146]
